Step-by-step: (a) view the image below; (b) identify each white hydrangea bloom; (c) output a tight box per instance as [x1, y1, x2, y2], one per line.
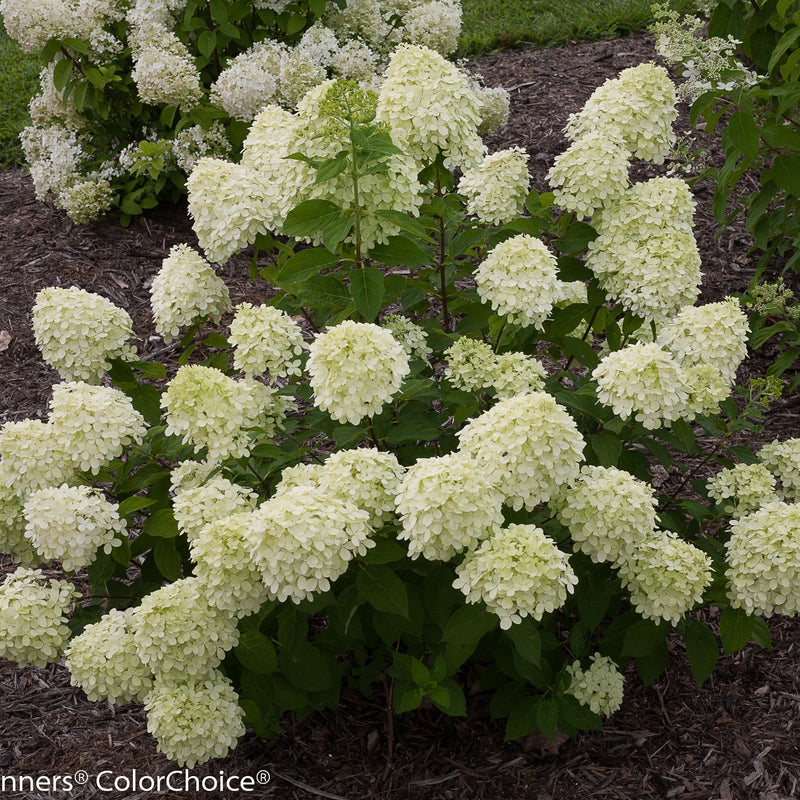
[273, 462, 327, 496]
[565, 63, 678, 163]
[171, 121, 232, 174]
[23, 485, 125, 572]
[132, 42, 202, 109]
[459, 147, 530, 225]
[162, 366, 286, 462]
[48, 382, 147, 474]
[555, 281, 589, 308]
[28, 60, 81, 127]
[20, 123, 87, 204]
[657, 298, 749, 383]
[586, 177, 701, 323]
[395, 453, 504, 561]
[491, 352, 547, 399]
[0, 0, 68, 51]
[403, 0, 462, 55]
[246, 487, 374, 603]
[307, 321, 409, 425]
[190, 512, 268, 618]
[593, 343, 690, 430]
[297, 23, 340, 67]
[145, 673, 245, 767]
[759, 439, 800, 501]
[473, 83, 510, 136]
[555, 465, 657, 563]
[454, 524, 578, 629]
[547, 130, 631, 219]
[230, 304, 307, 379]
[726, 502, 800, 616]
[0, 567, 76, 667]
[277, 48, 328, 108]
[173, 476, 258, 543]
[150, 244, 231, 341]
[319, 448, 405, 528]
[169, 459, 215, 495]
[32, 286, 136, 383]
[377, 44, 485, 169]
[0, 473, 40, 566]
[187, 158, 271, 264]
[381, 315, 431, 361]
[0, 419, 74, 497]
[323, 0, 391, 55]
[708, 463, 778, 517]
[682, 363, 730, 418]
[618, 531, 712, 625]
[457, 392, 585, 511]
[56, 176, 114, 224]
[131, 578, 240, 679]
[444, 337, 497, 392]
[65, 607, 152, 704]
[566, 654, 625, 716]
[475, 234, 561, 329]
[332, 39, 379, 81]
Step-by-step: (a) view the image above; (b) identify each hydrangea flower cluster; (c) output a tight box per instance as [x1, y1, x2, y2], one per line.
[381, 315, 432, 361]
[444, 337, 498, 392]
[707, 463, 778, 517]
[0, 567, 76, 667]
[566, 654, 625, 717]
[726, 502, 800, 616]
[617, 531, 712, 625]
[458, 147, 530, 225]
[246, 488, 374, 603]
[396, 453, 505, 560]
[759, 439, 800, 501]
[454, 524, 578, 629]
[162, 366, 287, 462]
[0, 476, 39, 567]
[32, 286, 136, 383]
[0, 419, 74, 497]
[150, 244, 231, 340]
[131, 578, 240, 680]
[145, 674, 246, 768]
[173, 476, 258, 543]
[457, 392, 585, 511]
[474, 234, 562, 329]
[555, 466, 657, 563]
[492, 352, 547, 399]
[229, 304, 307, 379]
[65, 607, 152, 704]
[22, 485, 125, 572]
[307, 321, 409, 425]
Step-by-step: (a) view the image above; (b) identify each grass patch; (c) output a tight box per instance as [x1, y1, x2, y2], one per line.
[459, 0, 654, 55]
[0, 21, 40, 167]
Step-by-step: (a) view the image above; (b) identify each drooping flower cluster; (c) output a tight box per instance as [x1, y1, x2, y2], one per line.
[229, 304, 307, 379]
[22, 485, 125, 572]
[162, 366, 288, 462]
[0, 567, 76, 667]
[475, 234, 562, 329]
[726, 502, 800, 617]
[459, 147, 530, 225]
[149, 244, 231, 340]
[0, 419, 75, 497]
[145, 673, 246, 768]
[65, 607, 152, 704]
[454, 524, 578, 629]
[307, 321, 409, 425]
[396, 453, 505, 560]
[707, 463, 778, 517]
[32, 286, 136, 383]
[759, 439, 800, 502]
[555, 466, 657, 563]
[566, 654, 625, 717]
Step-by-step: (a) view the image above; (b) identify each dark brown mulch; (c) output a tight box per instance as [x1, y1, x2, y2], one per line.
[2, 29, 800, 800]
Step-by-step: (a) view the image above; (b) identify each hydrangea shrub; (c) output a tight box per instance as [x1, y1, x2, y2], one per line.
[1, 53, 798, 768]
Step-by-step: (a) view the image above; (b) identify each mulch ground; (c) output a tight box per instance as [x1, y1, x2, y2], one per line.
[1, 30, 800, 800]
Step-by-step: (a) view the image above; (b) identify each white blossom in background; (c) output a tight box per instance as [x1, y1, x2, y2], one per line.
[444, 337, 497, 393]
[307, 321, 409, 425]
[566, 654, 625, 716]
[454, 524, 578, 629]
[144, 673, 245, 768]
[150, 244, 231, 340]
[171, 122, 232, 174]
[173, 476, 258, 543]
[66, 607, 152, 703]
[459, 147, 530, 225]
[131, 40, 202, 110]
[403, 0, 462, 56]
[471, 81, 510, 136]
[491, 352, 547, 399]
[726, 502, 800, 617]
[758, 439, 800, 502]
[707, 463, 778, 517]
[396, 453, 504, 561]
[0, 567, 76, 667]
[0, 475, 40, 566]
[380, 315, 431, 361]
[32, 286, 136, 383]
[0, 419, 74, 497]
[229, 304, 307, 379]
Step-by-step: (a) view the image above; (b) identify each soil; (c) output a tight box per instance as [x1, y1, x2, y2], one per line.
[2, 29, 800, 800]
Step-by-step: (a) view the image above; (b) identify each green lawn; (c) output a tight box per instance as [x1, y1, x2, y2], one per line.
[0, 22, 39, 167]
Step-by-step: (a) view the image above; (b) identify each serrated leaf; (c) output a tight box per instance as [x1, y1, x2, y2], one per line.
[350, 266, 384, 321]
[685, 620, 719, 685]
[236, 630, 278, 674]
[277, 247, 338, 289]
[442, 604, 498, 645]
[589, 433, 622, 467]
[356, 565, 409, 619]
[556, 222, 598, 254]
[141, 508, 179, 538]
[537, 697, 559, 740]
[283, 200, 354, 252]
[367, 235, 431, 267]
[726, 109, 760, 161]
[154, 538, 182, 581]
[117, 496, 156, 519]
[557, 693, 602, 731]
[719, 606, 755, 654]
[505, 696, 541, 740]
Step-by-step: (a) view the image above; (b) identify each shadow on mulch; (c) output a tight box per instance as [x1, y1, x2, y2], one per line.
[1, 29, 800, 800]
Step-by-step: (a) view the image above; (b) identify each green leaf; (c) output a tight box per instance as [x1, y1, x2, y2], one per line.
[197, 29, 217, 57]
[283, 200, 354, 252]
[236, 630, 279, 674]
[385, 414, 442, 444]
[430, 678, 467, 716]
[768, 154, 800, 195]
[536, 697, 559, 740]
[285, 13, 306, 34]
[726, 109, 760, 161]
[279, 642, 334, 692]
[117, 495, 156, 519]
[314, 151, 349, 184]
[350, 267, 384, 321]
[506, 622, 541, 665]
[129, 361, 168, 379]
[394, 684, 425, 713]
[154, 538, 182, 581]
[141, 508, 179, 539]
[308, 0, 326, 15]
[685, 619, 719, 685]
[636, 638, 670, 685]
[671, 419, 696, 452]
[367, 235, 431, 267]
[442, 604, 498, 646]
[53, 58, 73, 92]
[356, 565, 409, 619]
[557, 693, 602, 731]
[589, 433, 622, 467]
[719, 606, 755, 654]
[505, 695, 541, 740]
[622, 619, 666, 658]
[545, 303, 590, 337]
[751, 616, 772, 649]
[363, 538, 407, 564]
[300, 274, 350, 307]
[561, 336, 599, 369]
[276, 247, 338, 288]
[556, 222, 598, 254]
